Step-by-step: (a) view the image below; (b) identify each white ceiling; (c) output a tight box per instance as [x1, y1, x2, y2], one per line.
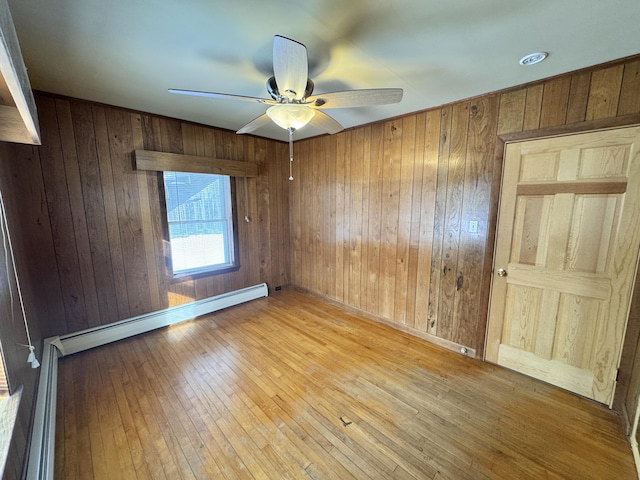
[7, 0, 640, 142]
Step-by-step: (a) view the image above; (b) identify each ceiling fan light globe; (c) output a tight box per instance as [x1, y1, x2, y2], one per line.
[267, 104, 315, 130]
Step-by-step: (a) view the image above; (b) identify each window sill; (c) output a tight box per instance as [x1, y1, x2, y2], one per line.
[169, 264, 241, 283]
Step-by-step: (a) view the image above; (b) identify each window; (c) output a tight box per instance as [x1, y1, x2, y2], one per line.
[162, 171, 238, 278]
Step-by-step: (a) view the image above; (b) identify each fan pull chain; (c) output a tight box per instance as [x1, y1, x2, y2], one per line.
[288, 127, 294, 181]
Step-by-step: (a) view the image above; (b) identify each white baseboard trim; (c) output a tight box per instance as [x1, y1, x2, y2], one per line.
[57, 282, 268, 356]
[25, 283, 268, 479]
[25, 339, 59, 480]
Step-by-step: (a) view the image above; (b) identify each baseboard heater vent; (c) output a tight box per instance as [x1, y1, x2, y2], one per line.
[25, 340, 59, 480]
[25, 283, 268, 479]
[57, 282, 268, 356]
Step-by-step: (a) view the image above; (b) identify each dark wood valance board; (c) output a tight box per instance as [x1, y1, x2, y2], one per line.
[134, 149, 258, 177]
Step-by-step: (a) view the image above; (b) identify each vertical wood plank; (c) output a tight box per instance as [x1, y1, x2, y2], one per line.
[278, 140, 291, 289]
[340, 133, 351, 303]
[414, 110, 440, 332]
[131, 114, 162, 311]
[427, 106, 451, 336]
[325, 135, 339, 298]
[299, 137, 312, 291]
[311, 136, 322, 295]
[394, 115, 416, 324]
[255, 137, 273, 290]
[378, 120, 402, 320]
[291, 138, 303, 288]
[349, 129, 364, 309]
[323, 135, 336, 298]
[339, 132, 352, 304]
[540, 77, 570, 128]
[565, 72, 591, 124]
[359, 126, 372, 312]
[437, 103, 469, 341]
[586, 64, 624, 120]
[497, 90, 526, 135]
[334, 133, 346, 302]
[366, 123, 384, 316]
[523, 84, 543, 131]
[405, 113, 426, 328]
[243, 138, 261, 287]
[266, 140, 282, 291]
[618, 60, 640, 116]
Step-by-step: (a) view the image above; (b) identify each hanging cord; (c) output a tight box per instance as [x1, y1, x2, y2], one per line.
[0, 188, 39, 368]
[243, 176, 250, 223]
[288, 127, 294, 181]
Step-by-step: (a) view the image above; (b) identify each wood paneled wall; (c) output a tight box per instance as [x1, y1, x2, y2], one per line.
[0, 95, 290, 478]
[290, 56, 640, 358]
[6, 94, 290, 335]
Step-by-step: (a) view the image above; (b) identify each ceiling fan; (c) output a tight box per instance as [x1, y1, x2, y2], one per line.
[169, 35, 403, 179]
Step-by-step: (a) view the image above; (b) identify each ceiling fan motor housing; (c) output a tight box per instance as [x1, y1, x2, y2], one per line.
[170, 35, 402, 137]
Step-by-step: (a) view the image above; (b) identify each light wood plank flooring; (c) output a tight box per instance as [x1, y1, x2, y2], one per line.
[55, 289, 636, 479]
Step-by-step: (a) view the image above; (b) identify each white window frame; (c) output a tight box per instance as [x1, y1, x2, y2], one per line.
[161, 171, 239, 280]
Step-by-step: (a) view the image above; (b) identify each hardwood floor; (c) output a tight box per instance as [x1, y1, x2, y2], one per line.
[55, 289, 636, 479]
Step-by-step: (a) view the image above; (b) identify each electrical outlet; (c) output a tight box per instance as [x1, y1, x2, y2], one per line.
[468, 220, 478, 233]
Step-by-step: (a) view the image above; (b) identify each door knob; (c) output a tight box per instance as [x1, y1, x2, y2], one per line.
[497, 268, 507, 277]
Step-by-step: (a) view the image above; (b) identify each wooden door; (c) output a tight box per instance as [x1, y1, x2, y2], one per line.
[486, 126, 640, 406]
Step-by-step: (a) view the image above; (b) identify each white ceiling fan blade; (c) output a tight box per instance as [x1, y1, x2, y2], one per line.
[168, 89, 276, 105]
[273, 35, 308, 100]
[237, 113, 272, 134]
[309, 110, 344, 134]
[306, 88, 403, 108]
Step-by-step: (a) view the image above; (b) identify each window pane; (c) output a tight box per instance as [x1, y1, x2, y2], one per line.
[169, 223, 228, 271]
[162, 172, 234, 275]
[164, 172, 229, 222]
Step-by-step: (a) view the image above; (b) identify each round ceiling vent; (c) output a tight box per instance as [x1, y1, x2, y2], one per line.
[519, 52, 548, 66]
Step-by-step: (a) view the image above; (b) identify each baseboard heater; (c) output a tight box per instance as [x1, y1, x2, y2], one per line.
[25, 283, 268, 480]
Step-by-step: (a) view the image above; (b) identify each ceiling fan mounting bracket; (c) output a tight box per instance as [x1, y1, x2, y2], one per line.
[266, 76, 314, 103]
